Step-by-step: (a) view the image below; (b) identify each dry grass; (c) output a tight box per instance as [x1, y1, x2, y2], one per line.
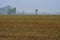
[0, 15, 60, 40]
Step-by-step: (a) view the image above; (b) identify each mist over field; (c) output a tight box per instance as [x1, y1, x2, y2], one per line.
[0, 0, 60, 14]
[0, 0, 60, 40]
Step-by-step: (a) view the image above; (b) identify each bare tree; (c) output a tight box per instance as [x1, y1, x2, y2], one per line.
[22, 11, 24, 15]
[35, 9, 38, 15]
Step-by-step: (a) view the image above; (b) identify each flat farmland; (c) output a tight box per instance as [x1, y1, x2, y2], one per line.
[0, 15, 60, 40]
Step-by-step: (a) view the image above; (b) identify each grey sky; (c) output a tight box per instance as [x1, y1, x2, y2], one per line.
[0, 0, 60, 13]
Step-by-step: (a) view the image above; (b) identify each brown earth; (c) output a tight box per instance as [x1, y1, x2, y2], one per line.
[0, 15, 60, 40]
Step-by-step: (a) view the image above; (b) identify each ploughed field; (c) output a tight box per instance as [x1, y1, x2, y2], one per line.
[0, 15, 60, 40]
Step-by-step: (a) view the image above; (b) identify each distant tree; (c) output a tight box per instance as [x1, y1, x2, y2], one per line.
[7, 7, 16, 14]
[7, 8, 12, 14]
[22, 11, 24, 15]
[12, 7, 16, 14]
[35, 9, 38, 15]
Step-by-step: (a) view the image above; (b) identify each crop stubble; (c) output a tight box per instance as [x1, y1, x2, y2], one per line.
[0, 15, 60, 40]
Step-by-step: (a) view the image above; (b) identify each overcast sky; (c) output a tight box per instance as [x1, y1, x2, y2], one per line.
[0, 0, 60, 13]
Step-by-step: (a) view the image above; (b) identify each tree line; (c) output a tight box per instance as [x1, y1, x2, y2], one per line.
[7, 7, 38, 15]
[7, 7, 16, 14]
